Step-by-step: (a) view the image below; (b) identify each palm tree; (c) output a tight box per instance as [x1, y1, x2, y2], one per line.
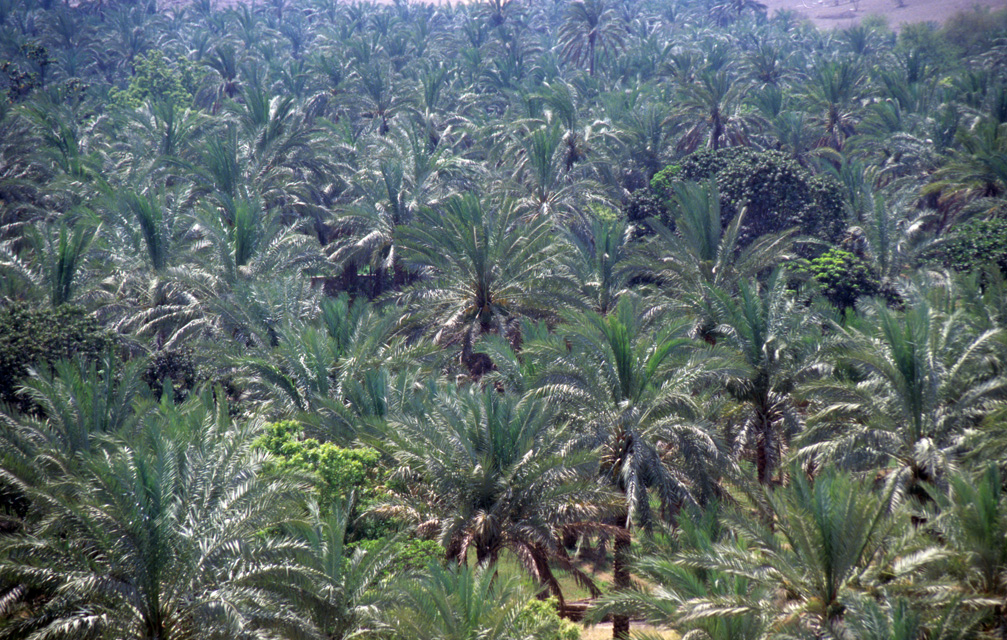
[708, 0, 767, 27]
[397, 193, 557, 376]
[0, 392, 308, 640]
[928, 466, 1007, 635]
[674, 69, 762, 153]
[532, 295, 718, 639]
[535, 294, 720, 519]
[924, 118, 1007, 215]
[329, 127, 475, 298]
[0, 354, 150, 461]
[283, 499, 402, 640]
[238, 293, 431, 443]
[384, 563, 532, 640]
[557, 0, 626, 77]
[798, 292, 1007, 501]
[507, 122, 603, 220]
[806, 58, 866, 151]
[587, 504, 767, 640]
[678, 467, 939, 637]
[557, 215, 637, 315]
[375, 384, 603, 605]
[643, 180, 795, 340]
[707, 271, 821, 485]
[0, 214, 98, 307]
[646, 181, 795, 294]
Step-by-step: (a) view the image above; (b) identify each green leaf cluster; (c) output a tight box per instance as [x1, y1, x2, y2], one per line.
[789, 248, 879, 309]
[924, 217, 1007, 274]
[517, 597, 581, 640]
[256, 420, 385, 519]
[660, 147, 847, 246]
[109, 50, 203, 109]
[0, 303, 113, 411]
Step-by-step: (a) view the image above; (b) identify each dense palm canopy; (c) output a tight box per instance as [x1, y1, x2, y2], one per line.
[2, 0, 1007, 639]
[0, 392, 307, 640]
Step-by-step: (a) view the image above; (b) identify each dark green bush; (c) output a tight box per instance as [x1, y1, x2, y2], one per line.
[622, 188, 669, 236]
[0, 304, 113, 411]
[143, 348, 197, 403]
[658, 147, 847, 247]
[923, 218, 1007, 274]
[355, 537, 444, 578]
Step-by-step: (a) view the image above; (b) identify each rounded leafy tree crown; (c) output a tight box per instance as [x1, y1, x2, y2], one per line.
[923, 217, 1007, 274]
[652, 147, 846, 247]
[789, 248, 880, 310]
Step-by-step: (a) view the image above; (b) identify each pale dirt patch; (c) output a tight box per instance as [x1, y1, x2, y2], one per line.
[759, 0, 1007, 30]
[581, 623, 679, 640]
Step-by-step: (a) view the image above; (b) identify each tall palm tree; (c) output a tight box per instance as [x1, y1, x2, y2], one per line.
[397, 193, 557, 375]
[806, 58, 866, 151]
[678, 468, 939, 637]
[799, 293, 1007, 501]
[557, 215, 637, 315]
[643, 180, 795, 341]
[0, 393, 308, 640]
[557, 0, 626, 77]
[238, 293, 431, 443]
[532, 295, 718, 638]
[587, 504, 767, 640]
[927, 466, 1007, 636]
[924, 118, 1007, 214]
[674, 69, 762, 153]
[646, 181, 795, 295]
[707, 271, 822, 485]
[375, 384, 603, 605]
[0, 214, 98, 307]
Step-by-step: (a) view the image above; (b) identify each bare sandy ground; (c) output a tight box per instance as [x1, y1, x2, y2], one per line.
[760, 0, 1007, 30]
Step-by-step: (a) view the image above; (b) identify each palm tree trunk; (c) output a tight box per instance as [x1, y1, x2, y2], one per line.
[612, 527, 631, 640]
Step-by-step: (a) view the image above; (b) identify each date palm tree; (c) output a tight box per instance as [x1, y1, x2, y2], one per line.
[0, 393, 308, 640]
[0, 214, 98, 307]
[397, 193, 557, 375]
[674, 69, 762, 152]
[375, 384, 603, 604]
[558, 0, 626, 77]
[384, 563, 532, 640]
[283, 499, 401, 640]
[677, 468, 940, 637]
[806, 57, 866, 151]
[798, 293, 1007, 501]
[644, 180, 795, 341]
[927, 466, 1007, 635]
[532, 294, 719, 638]
[706, 271, 822, 485]
[557, 215, 637, 315]
[587, 504, 767, 640]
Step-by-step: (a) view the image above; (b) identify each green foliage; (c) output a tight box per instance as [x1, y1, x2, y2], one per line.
[386, 563, 533, 640]
[622, 188, 668, 236]
[941, 6, 1007, 57]
[0, 304, 113, 411]
[517, 597, 581, 640]
[667, 147, 847, 246]
[110, 50, 203, 109]
[256, 421, 386, 538]
[356, 537, 443, 577]
[790, 248, 880, 309]
[142, 347, 197, 402]
[649, 163, 682, 204]
[924, 218, 1007, 274]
